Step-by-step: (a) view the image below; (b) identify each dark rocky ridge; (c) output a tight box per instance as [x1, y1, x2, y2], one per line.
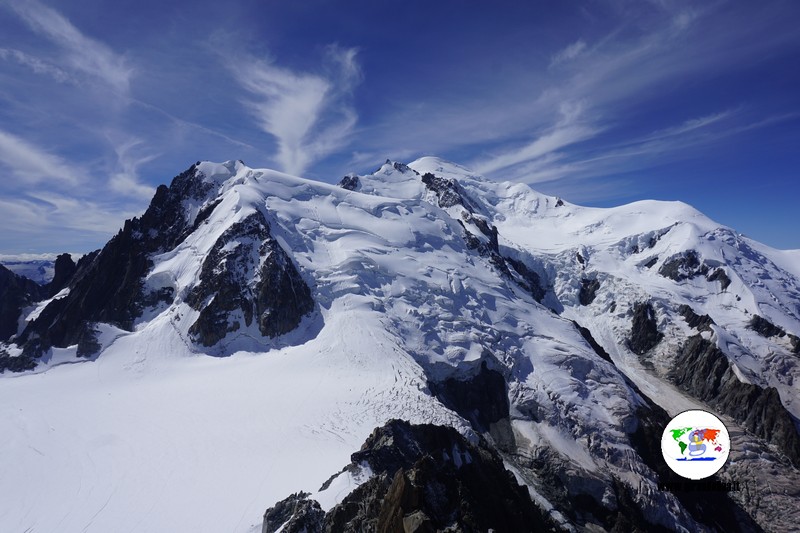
[669, 335, 800, 467]
[421, 172, 475, 211]
[0, 264, 43, 343]
[14, 164, 208, 359]
[263, 419, 556, 533]
[658, 250, 731, 291]
[659, 250, 708, 281]
[505, 256, 547, 303]
[573, 321, 613, 363]
[420, 169, 549, 305]
[578, 277, 600, 306]
[678, 304, 716, 332]
[427, 360, 509, 434]
[748, 315, 800, 353]
[186, 211, 313, 347]
[263, 492, 324, 533]
[337, 175, 360, 191]
[707, 267, 732, 291]
[9, 162, 314, 366]
[628, 302, 663, 355]
[748, 315, 786, 338]
[45, 253, 77, 298]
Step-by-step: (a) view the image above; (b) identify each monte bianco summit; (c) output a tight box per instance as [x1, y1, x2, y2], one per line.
[1, 157, 799, 532]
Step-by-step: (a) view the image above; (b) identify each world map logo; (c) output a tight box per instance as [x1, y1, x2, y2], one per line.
[660, 409, 730, 480]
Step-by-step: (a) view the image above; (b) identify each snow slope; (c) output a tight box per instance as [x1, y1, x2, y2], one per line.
[1, 157, 799, 532]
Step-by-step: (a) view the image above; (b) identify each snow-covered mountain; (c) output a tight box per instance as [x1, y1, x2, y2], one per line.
[1, 158, 798, 532]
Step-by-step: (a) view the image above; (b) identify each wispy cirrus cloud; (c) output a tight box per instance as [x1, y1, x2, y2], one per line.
[6, 0, 132, 93]
[473, 102, 602, 175]
[230, 45, 362, 176]
[0, 47, 73, 83]
[503, 109, 795, 193]
[0, 193, 141, 252]
[641, 110, 736, 142]
[0, 129, 84, 186]
[106, 135, 158, 200]
[550, 40, 587, 66]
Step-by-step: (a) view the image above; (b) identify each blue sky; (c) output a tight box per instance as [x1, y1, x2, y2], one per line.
[0, 0, 798, 254]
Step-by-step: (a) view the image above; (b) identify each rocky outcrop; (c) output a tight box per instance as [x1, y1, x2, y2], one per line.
[187, 211, 314, 347]
[506, 257, 546, 303]
[628, 302, 663, 355]
[658, 251, 731, 291]
[747, 315, 800, 353]
[427, 361, 508, 433]
[791, 334, 800, 354]
[337, 175, 360, 191]
[421, 172, 473, 210]
[13, 163, 314, 363]
[263, 420, 556, 533]
[45, 253, 76, 297]
[678, 304, 715, 332]
[659, 250, 709, 281]
[669, 335, 800, 467]
[573, 321, 613, 363]
[579, 278, 600, 306]
[14, 164, 209, 359]
[263, 492, 324, 533]
[707, 267, 732, 291]
[0, 264, 43, 343]
[748, 315, 786, 338]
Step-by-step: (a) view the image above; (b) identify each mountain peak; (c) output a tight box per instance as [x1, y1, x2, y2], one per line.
[2, 157, 799, 532]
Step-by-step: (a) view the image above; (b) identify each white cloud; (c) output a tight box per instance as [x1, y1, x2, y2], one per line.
[106, 135, 157, 200]
[473, 102, 601, 175]
[551, 40, 587, 66]
[6, 0, 132, 93]
[231, 45, 362, 176]
[0, 47, 73, 83]
[645, 110, 735, 140]
[0, 193, 139, 236]
[0, 129, 84, 186]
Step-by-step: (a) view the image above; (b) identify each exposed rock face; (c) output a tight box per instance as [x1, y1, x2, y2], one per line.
[46, 253, 76, 297]
[263, 492, 324, 533]
[678, 304, 716, 332]
[505, 257, 546, 303]
[264, 420, 555, 533]
[428, 361, 509, 433]
[670, 335, 800, 467]
[0, 264, 43, 343]
[421, 169, 553, 307]
[12, 163, 314, 362]
[791, 334, 800, 354]
[748, 315, 786, 338]
[15, 165, 207, 358]
[659, 250, 709, 281]
[338, 175, 360, 191]
[573, 321, 613, 363]
[420, 172, 472, 210]
[186, 211, 314, 346]
[579, 277, 601, 306]
[707, 267, 732, 291]
[628, 302, 663, 355]
[658, 251, 731, 291]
